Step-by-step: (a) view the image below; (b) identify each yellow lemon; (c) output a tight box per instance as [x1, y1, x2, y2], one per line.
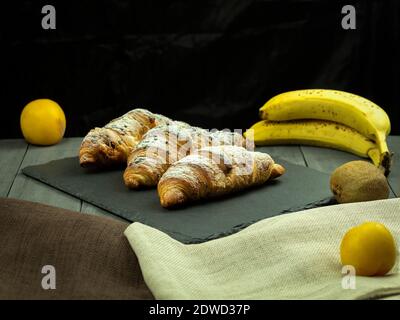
[20, 99, 66, 145]
[340, 222, 397, 276]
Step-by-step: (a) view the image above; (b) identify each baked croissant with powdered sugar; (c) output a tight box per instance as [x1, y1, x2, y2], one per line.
[157, 145, 285, 208]
[123, 123, 248, 189]
[79, 108, 172, 168]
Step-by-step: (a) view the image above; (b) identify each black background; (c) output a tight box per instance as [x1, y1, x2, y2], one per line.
[2, 0, 399, 138]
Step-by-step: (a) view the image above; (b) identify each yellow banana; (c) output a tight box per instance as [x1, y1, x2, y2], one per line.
[244, 120, 382, 168]
[259, 89, 391, 173]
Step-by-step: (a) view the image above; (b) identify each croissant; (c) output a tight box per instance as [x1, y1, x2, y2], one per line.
[157, 146, 285, 208]
[79, 108, 171, 168]
[123, 123, 247, 189]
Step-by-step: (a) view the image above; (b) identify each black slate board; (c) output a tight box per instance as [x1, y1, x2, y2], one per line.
[22, 155, 336, 243]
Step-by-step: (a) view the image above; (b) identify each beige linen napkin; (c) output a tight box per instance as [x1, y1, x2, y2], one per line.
[125, 198, 400, 299]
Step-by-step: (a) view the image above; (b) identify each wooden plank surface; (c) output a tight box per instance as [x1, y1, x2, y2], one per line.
[8, 138, 82, 211]
[300, 146, 363, 174]
[81, 202, 128, 221]
[257, 145, 306, 166]
[387, 136, 400, 197]
[0, 139, 28, 197]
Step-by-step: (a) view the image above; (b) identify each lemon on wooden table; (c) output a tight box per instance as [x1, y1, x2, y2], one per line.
[20, 99, 66, 145]
[340, 222, 397, 276]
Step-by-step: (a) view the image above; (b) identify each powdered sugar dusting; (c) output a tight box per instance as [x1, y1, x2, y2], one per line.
[159, 145, 276, 204]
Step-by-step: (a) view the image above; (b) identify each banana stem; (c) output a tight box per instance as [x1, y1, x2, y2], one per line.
[376, 133, 392, 176]
[381, 152, 392, 177]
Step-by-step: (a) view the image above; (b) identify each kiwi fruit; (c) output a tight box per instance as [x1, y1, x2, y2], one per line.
[330, 161, 389, 204]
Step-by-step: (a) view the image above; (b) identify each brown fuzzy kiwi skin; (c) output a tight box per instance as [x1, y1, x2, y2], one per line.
[330, 160, 390, 204]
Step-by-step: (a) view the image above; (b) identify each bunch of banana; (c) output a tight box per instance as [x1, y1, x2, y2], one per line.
[244, 89, 392, 175]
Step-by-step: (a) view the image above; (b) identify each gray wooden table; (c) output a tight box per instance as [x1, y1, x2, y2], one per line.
[1, 137, 399, 221]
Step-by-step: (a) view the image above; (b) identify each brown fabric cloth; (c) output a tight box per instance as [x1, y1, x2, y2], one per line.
[0, 197, 154, 300]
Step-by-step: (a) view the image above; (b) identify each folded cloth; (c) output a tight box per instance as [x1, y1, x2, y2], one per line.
[0, 197, 153, 300]
[124, 198, 400, 300]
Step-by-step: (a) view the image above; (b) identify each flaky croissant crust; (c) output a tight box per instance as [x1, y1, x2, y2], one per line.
[79, 108, 171, 168]
[123, 123, 247, 189]
[157, 146, 285, 208]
